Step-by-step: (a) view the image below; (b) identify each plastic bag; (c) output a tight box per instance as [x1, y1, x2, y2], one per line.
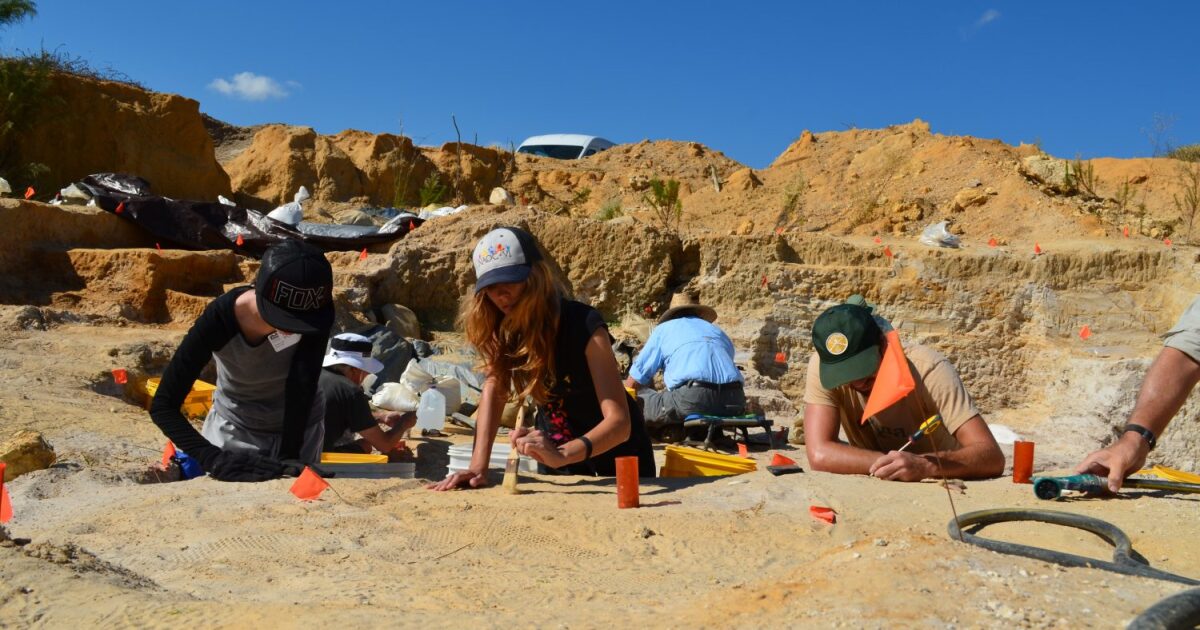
[919, 221, 961, 248]
[0, 177, 11, 195]
[371, 381, 420, 412]
[218, 195, 236, 206]
[398, 359, 461, 413]
[266, 186, 310, 226]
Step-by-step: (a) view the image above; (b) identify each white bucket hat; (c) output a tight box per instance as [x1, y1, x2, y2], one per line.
[323, 333, 384, 374]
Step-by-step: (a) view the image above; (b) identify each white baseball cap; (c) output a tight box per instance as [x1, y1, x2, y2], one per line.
[323, 333, 384, 374]
[472, 226, 543, 293]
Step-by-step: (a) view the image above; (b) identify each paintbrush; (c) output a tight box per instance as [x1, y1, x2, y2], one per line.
[502, 402, 528, 494]
[896, 414, 942, 453]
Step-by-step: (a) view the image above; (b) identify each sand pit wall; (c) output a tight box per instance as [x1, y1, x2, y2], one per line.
[0, 200, 244, 325]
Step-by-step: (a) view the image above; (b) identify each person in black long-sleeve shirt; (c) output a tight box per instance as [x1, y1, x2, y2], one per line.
[149, 240, 335, 482]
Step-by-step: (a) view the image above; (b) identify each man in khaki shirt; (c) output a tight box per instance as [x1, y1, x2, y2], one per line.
[1076, 297, 1200, 491]
[803, 304, 1004, 482]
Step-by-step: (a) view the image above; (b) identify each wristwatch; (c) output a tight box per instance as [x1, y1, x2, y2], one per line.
[1123, 424, 1156, 451]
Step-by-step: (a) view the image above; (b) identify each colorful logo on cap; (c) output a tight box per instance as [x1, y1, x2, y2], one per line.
[825, 332, 849, 355]
[477, 239, 514, 264]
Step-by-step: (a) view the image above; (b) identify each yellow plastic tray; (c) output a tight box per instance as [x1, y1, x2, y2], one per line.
[142, 377, 216, 417]
[660, 445, 757, 478]
[1137, 465, 1200, 484]
[321, 452, 389, 464]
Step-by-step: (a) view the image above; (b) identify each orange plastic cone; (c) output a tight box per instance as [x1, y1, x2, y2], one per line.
[289, 467, 329, 501]
[0, 463, 11, 523]
[235, 234, 244, 247]
[359, 248, 368, 261]
[1165, 238, 1173, 247]
[111, 368, 128, 385]
[1034, 243, 1043, 255]
[737, 443, 749, 458]
[1079, 325, 1092, 340]
[809, 505, 836, 524]
[883, 246, 893, 259]
[115, 201, 125, 215]
[774, 351, 787, 364]
[23, 187, 34, 200]
[860, 330, 915, 424]
[161, 441, 176, 469]
[1122, 226, 1130, 238]
[988, 237, 998, 248]
[155, 243, 162, 251]
[771, 453, 796, 466]
[407, 220, 416, 231]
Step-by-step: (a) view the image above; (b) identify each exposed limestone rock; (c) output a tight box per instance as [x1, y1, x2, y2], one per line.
[1, 431, 56, 481]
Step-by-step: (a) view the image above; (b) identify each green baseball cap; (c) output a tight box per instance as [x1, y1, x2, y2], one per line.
[812, 304, 883, 389]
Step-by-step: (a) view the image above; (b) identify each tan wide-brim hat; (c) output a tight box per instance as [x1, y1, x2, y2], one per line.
[658, 293, 717, 324]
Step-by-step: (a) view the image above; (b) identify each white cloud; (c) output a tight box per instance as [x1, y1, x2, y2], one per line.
[975, 9, 1000, 28]
[208, 72, 293, 101]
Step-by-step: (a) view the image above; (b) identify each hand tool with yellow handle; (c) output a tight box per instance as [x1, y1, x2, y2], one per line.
[895, 414, 942, 453]
[502, 403, 528, 494]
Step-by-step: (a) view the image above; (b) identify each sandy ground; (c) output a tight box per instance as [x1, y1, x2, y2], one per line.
[0, 324, 1197, 628]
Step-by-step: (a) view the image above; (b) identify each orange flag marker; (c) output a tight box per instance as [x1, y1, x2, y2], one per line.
[873, 236, 882, 244]
[883, 245, 893, 259]
[1122, 226, 1130, 238]
[155, 242, 162, 251]
[776, 226, 786, 235]
[760, 274, 768, 288]
[290, 467, 329, 501]
[860, 330, 915, 424]
[23, 187, 34, 200]
[809, 505, 836, 524]
[737, 442, 749, 458]
[111, 368, 128, 385]
[0, 462, 12, 523]
[771, 453, 796, 466]
[988, 237, 998, 248]
[359, 248, 368, 261]
[774, 351, 787, 364]
[161, 441, 176, 469]
[407, 219, 416, 231]
[235, 234, 244, 247]
[1164, 238, 1173, 247]
[1034, 243, 1043, 255]
[114, 201, 124, 214]
[1079, 325, 1092, 340]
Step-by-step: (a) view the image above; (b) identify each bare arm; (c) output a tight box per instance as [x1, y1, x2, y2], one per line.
[803, 403, 881, 474]
[1077, 347, 1200, 490]
[869, 415, 1004, 481]
[515, 329, 632, 467]
[427, 372, 506, 490]
[355, 412, 415, 454]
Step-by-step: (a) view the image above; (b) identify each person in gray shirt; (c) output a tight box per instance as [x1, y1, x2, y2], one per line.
[150, 240, 334, 481]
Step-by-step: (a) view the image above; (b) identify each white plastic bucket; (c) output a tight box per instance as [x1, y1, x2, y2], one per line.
[447, 442, 538, 475]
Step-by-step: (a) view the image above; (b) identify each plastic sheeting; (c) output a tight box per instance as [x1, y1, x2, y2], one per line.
[78, 173, 422, 258]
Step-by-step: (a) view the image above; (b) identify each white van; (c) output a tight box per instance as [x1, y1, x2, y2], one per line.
[516, 134, 616, 160]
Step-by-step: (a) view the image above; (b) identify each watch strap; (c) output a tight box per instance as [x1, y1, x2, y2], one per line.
[1123, 423, 1156, 451]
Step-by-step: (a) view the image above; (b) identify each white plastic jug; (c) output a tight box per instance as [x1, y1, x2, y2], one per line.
[416, 387, 446, 432]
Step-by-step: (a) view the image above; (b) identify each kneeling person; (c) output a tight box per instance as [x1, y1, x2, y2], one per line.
[320, 333, 415, 455]
[803, 304, 1004, 481]
[624, 294, 746, 437]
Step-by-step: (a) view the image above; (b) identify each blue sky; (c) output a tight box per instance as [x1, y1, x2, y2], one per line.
[3, 1, 1198, 168]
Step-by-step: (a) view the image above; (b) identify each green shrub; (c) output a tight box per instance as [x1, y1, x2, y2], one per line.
[594, 198, 622, 221]
[418, 173, 447, 207]
[1167, 144, 1200, 163]
[643, 178, 682, 233]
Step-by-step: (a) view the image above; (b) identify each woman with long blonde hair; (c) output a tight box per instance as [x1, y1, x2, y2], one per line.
[428, 226, 655, 490]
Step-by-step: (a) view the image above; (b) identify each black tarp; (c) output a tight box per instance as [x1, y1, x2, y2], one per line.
[78, 173, 422, 258]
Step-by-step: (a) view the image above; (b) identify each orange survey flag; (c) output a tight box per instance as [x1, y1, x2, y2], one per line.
[860, 330, 915, 424]
[809, 505, 836, 524]
[0, 463, 11, 523]
[161, 441, 176, 470]
[771, 453, 796, 466]
[289, 466, 329, 501]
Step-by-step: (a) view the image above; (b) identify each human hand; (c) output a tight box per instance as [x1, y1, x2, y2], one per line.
[426, 469, 490, 491]
[381, 411, 413, 428]
[512, 429, 569, 468]
[1075, 433, 1149, 492]
[868, 450, 937, 482]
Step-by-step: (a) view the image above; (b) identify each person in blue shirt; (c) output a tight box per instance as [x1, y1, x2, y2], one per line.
[623, 293, 746, 440]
